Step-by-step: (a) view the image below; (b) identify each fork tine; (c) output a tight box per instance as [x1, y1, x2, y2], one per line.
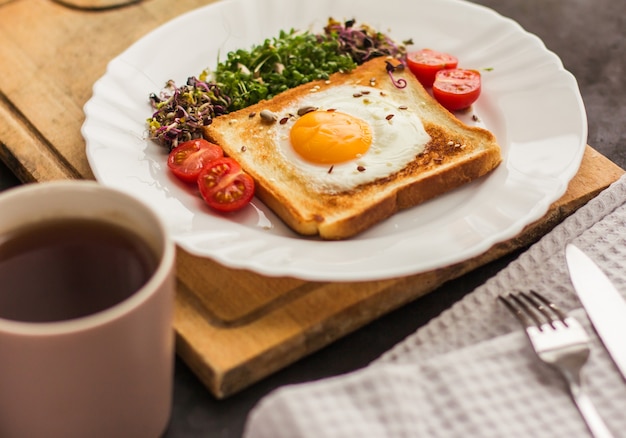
[512, 293, 546, 327]
[530, 290, 568, 322]
[519, 292, 560, 329]
[498, 294, 537, 327]
[499, 291, 566, 329]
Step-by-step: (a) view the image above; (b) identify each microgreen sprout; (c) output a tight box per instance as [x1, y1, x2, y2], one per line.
[147, 77, 231, 151]
[324, 18, 407, 64]
[385, 60, 407, 89]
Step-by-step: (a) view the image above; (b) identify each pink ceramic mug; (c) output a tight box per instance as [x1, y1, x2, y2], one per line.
[0, 181, 176, 438]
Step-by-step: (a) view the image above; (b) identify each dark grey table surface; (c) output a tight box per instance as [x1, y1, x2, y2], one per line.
[1, 0, 624, 436]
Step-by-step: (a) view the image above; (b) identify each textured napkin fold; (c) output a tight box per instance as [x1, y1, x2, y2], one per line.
[244, 175, 626, 438]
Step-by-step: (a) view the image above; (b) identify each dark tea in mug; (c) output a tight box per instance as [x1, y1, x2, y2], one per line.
[0, 218, 159, 322]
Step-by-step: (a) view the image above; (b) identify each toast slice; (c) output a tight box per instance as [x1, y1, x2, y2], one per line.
[204, 56, 501, 240]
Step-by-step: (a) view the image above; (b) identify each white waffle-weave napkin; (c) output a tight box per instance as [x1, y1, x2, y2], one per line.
[244, 174, 626, 438]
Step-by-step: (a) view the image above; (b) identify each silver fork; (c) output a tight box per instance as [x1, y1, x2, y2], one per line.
[499, 291, 613, 438]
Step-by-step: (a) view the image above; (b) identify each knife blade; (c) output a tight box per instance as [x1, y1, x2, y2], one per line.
[566, 243, 626, 380]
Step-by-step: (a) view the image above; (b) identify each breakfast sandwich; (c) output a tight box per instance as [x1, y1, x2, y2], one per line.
[204, 56, 502, 240]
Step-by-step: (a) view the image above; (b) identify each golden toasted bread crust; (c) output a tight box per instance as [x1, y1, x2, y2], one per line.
[205, 57, 502, 240]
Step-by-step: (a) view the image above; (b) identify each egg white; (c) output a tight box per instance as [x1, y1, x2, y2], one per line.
[272, 84, 431, 193]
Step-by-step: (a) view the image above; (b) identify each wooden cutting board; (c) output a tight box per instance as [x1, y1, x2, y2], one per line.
[0, 0, 623, 398]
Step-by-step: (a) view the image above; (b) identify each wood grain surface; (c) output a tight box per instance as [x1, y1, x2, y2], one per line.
[0, 0, 623, 398]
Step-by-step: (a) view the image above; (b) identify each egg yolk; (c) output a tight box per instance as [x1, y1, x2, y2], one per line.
[289, 111, 372, 164]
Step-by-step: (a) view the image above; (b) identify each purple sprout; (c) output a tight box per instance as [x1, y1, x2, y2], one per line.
[147, 77, 231, 150]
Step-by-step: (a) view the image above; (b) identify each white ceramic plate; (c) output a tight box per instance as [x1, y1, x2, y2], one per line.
[83, 0, 586, 281]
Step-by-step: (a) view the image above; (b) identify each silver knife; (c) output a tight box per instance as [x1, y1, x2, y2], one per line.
[566, 243, 626, 380]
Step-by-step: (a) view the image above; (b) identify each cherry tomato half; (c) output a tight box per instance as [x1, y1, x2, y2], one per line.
[167, 139, 224, 183]
[432, 69, 482, 112]
[197, 157, 255, 213]
[406, 49, 458, 87]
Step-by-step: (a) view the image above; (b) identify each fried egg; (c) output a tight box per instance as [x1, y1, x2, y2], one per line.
[272, 84, 431, 192]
